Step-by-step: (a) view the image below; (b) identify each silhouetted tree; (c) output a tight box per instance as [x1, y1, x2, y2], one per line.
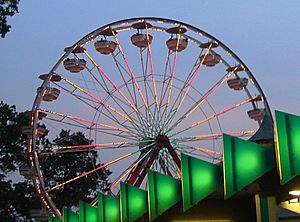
[0, 101, 112, 220]
[0, 101, 38, 221]
[0, 0, 20, 38]
[42, 129, 112, 210]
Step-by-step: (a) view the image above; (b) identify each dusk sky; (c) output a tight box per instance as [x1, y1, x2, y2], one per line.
[1, 1, 300, 216]
[0, 1, 299, 116]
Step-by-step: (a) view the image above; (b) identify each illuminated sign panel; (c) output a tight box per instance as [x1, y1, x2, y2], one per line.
[98, 192, 120, 222]
[79, 201, 98, 222]
[275, 110, 300, 184]
[181, 153, 222, 211]
[223, 134, 275, 199]
[63, 207, 79, 222]
[148, 170, 181, 221]
[120, 182, 148, 222]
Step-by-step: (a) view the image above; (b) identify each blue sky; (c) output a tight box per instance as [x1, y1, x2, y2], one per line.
[1, 1, 300, 213]
[0, 0, 299, 115]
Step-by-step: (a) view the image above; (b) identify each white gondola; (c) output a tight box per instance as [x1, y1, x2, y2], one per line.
[22, 125, 47, 137]
[22, 126, 33, 136]
[63, 58, 86, 73]
[24, 111, 47, 121]
[227, 78, 248, 90]
[21, 151, 41, 158]
[199, 41, 219, 49]
[166, 38, 188, 52]
[247, 108, 265, 121]
[226, 64, 245, 73]
[30, 209, 48, 220]
[94, 40, 117, 55]
[37, 87, 60, 102]
[19, 166, 36, 179]
[38, 73, 61, 82]
[131, 33, 153, 48]
[200, 53, 221, 67]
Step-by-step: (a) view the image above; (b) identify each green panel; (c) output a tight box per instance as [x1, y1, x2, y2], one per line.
[223, 134, 275, 199]
[120, 182, 148, 222]
[63, 207, 79, 222]
[98, 192, 120, 222]
[255, 195, 277, 222]
[275, 110, 300, 184]
[48, 215, 62, 222]
[79, 201, 98, 222]
[260, 197, 270, 222]
[147, 170, 181, 221]
[181, 153, 222, 211]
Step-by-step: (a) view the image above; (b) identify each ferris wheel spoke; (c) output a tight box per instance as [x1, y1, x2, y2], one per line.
[90, 147, 154, 206]
[170, 95, 260, 138]
[73, 53, 110, 94]
[40, 140, 154, 156]
[127, 136, 169, 186]
[125, 139, 158, 185]
[167, 51, 203, 112]
[145, 21, 158, 105]
[167, 44, 213, 122]
[137, 35, 161, 129]
[140, 46, 159, 125]
[111, 29, 148, 109]
[175, 144, 218, 160]
[139, 49, 150, 121]
[84, 64, 134, 112]
[110, 52, 153, 131]
[166, 34, 181, 107]
[45, 117, 138, 140]
[159, 50, 171, 109]
[45, 144, 153, 193]
[52, 83, 142, 135]
[91, 159, 139, 206]
[132, 153, 156, 187]
[59, 77, 147, 136]
[174, 143, 216, 158]
[43, 112, 139, 139]
[60, 76, 132, 122]
[84, 50, 139, 113]
[185, 68, 240, 118]
[40, 109, 129, 133]
[125, 153, 151, 185]
[111, 147, 153, 192]
[111, 52, 138, 108]
[173, 130, 255, 143]
[43, 116, 100, 135]
[40, 141, 143, 153]
[158, 36, 183, 132]
[159, 51, 205, 131]
[165, 71, 233, 134]
[189, 146, 222, 157]
[139, 49, 158, 129]
[158, 50, 172, 131]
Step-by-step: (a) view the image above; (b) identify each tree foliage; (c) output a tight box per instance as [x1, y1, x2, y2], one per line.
[42, 129, 112, 210]
[0, 101, 27, 173]
[0, 101, 112, 220]
[0, 101, 38, 221]
[0, 0, 20, 38]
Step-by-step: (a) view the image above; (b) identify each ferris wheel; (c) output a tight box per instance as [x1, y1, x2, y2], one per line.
[24, 17, 272, 217]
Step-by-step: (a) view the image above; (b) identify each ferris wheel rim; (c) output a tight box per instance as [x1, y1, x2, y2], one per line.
[28, 17, 272, 218]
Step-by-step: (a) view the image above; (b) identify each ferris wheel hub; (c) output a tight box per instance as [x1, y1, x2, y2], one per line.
[155, 134, 173, 150]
